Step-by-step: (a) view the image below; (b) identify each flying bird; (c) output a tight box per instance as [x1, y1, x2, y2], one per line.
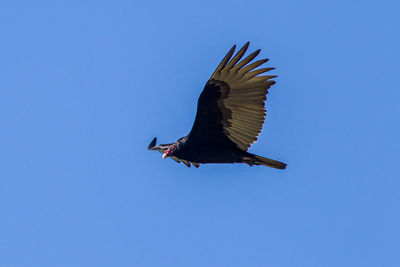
[148, 42, 286, 169]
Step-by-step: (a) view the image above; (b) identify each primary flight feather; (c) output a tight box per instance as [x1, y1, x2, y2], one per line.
[148, 42, 286, 169]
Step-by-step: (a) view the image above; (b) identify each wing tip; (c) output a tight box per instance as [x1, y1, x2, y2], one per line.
[148, 137, 157, 150]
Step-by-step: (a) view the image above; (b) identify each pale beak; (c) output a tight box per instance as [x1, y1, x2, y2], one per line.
[162, 153, 167, 159]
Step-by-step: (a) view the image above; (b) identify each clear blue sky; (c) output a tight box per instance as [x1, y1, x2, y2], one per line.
[1, 1, 399, 266]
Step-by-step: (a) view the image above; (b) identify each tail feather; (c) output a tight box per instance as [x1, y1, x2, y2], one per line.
[249, 155, 287, 169]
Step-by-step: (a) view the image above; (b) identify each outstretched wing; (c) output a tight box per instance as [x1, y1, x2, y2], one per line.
[189, 42, 276, 151]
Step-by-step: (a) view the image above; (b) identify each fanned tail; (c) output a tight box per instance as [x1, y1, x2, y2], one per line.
[243, 154, 287, 169]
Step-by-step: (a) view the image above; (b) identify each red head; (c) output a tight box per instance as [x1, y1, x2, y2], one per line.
[162, 145, 176, 159]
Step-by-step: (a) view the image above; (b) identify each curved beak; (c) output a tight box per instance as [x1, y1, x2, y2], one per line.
[162, 153, 167, 159]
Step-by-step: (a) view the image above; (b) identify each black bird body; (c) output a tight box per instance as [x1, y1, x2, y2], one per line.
[173, 136, 248, 164]
[148, 42, 286, 169]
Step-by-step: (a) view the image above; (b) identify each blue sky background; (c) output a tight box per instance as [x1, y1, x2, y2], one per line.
[1, 1, 399, 266]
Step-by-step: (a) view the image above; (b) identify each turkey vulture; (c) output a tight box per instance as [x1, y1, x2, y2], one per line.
[148, 42, 286, 169]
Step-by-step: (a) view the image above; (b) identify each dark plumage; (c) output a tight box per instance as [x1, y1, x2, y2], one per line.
[148, 42, 286, 169]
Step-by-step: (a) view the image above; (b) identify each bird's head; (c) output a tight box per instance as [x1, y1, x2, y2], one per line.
[163, 145, 177, 159]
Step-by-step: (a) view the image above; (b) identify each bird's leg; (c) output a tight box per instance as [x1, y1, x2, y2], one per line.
[241, 156, 255, 167]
